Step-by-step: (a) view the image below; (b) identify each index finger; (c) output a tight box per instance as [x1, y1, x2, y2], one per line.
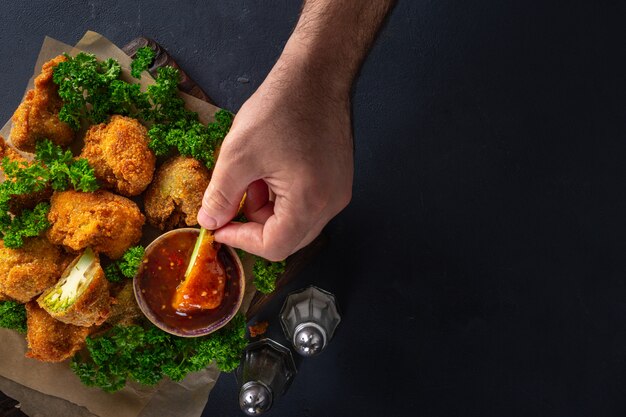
[214, 212, 311, 261]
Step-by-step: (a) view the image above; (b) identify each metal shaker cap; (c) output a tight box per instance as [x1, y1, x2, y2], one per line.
[239, 381, 272, 415]
[236, 339, 297, 415]
[293, 322, 327, 356]
[280, 286, 341, 357]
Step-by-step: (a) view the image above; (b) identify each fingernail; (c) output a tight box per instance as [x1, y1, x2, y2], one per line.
[198, 209, 217, 229]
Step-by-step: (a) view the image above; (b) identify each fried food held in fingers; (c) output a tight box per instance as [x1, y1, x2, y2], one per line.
[38, 248, 112, 327]
[25, 302, 90, 363]
[47, 190, 144, 259]
[0, 238, 71, 303]
[80, 115, 156, 196]
[10, 55, 74, 153]
[173, 229, 226, 312]
[0, 136, 52, 214]
[144, 155, 211, 230]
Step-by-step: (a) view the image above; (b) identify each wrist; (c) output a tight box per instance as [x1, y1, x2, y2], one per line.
[266, 40, 352, 105]
[268, 0, 394, 100]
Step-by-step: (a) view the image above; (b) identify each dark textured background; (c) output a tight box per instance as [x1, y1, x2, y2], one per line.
[1, 0, 626, 416]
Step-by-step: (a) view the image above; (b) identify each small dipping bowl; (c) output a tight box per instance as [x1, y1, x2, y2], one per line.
[134, 228, 245, 337]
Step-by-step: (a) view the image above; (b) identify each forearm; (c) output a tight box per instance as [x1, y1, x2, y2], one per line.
[271, 0, 395, 98]
[202, 1, 390, 258]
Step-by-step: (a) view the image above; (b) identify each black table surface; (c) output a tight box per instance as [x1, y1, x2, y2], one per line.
[1, 1, 625, 416]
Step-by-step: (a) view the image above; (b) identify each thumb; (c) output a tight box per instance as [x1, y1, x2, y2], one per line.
[198, 158, 250, 230]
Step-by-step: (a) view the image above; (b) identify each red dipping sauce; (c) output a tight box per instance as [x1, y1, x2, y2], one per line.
[134, 228, 244, 337]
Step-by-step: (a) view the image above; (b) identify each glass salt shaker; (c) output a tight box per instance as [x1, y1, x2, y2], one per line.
[236, 339, 297, 416]
[279, 286, 341, 357]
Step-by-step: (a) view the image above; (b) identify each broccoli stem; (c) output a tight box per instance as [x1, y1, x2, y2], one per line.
[184, 228, 209, 279]
[44, 248, 96, 311]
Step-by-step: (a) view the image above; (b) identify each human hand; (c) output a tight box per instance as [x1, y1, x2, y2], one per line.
[197, 57, 353, 261]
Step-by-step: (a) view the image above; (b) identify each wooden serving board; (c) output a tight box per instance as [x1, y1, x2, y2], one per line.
[0, 391, 26, 417]
[122, 37, 327, 321]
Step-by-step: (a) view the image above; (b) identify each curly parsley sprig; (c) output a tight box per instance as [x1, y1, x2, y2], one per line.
[0, 140, 98, 248]
[104, 246, 145, 283]
[0, 301, 27, 334]
[0, 202, 50, 249]
[130, 46, 156, 79]
[53, 53, 122, 129]
[34, 140, 99, 192]
[71, 313, 248, 392]
[253, 257, 286, 294]
[53, 53, 234, 169]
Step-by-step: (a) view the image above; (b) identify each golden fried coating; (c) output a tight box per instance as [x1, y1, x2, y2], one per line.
[0, 135, 53, 214]
[80, 115, 156, 197]
[10, 55, 74, 153]
[0, 290, 9, 302]
[249, 321, 269, 338]
[106, 280, 143, 327]
[38, 251, 112, 327]
[0, 238, 71, 303]
[173, 231, 225, 312]
[0, 135, 23, 162]
[47, 190, 145, 259]
[144, 156, 211, 230]
[24, 302, 90, 363]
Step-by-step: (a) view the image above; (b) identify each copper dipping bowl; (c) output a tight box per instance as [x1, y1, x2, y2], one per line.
[133, 228, 245, 337]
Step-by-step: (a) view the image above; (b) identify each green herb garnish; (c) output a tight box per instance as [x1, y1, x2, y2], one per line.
[70, 313, 248, 392]
[253, 257, 286, 294]
[0, 301, 27, 334]
[53, 53, 234, 169]
[53, 53, 122, 129]
[34, 140, 99, 192]
[234, 215, 286, 294]
[104, 245, 145, 283]
[130, 46, 156, 79]
[0, 202, 50, 249]
[0, 139, 98, 248]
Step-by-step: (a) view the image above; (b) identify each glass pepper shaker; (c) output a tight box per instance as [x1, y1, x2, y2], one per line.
[279, 286, 341, 357]
[236, 339, 297, 416]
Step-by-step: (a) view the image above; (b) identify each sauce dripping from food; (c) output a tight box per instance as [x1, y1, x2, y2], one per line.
[173, 229, 225, 312]
[136, 229, 239, 333]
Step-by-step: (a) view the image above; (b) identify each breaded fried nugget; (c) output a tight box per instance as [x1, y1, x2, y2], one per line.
[38, 248, 112, 327]
[10, 55, 74, 153]
[80, 115, 156, 196]
[0, 135, 23, 161]
[24, 302, 90, 362]
[0, 135, 52, 214]
[0, 238, 71, 303]
[106, 280, 143, 327]
[144, 156, 211, 230]
[47, 190, 145, 259]
[173, 230, 225, 312]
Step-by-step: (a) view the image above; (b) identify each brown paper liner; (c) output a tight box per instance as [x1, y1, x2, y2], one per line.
[0, 31, 258, 417]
